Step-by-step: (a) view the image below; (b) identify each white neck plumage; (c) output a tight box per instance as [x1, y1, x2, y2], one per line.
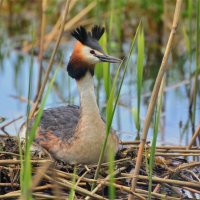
[77, 71, 101, 120]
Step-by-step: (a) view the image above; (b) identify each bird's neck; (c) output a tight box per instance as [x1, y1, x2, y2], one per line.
[77, 72, 101, 119]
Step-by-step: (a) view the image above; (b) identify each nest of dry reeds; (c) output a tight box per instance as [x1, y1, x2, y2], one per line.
[0, 135, 200, 200]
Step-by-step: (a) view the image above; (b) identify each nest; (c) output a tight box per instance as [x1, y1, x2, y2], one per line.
[0, 135, 200, 199]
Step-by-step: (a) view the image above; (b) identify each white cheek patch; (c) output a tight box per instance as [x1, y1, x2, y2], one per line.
[81, 46, 100, 64]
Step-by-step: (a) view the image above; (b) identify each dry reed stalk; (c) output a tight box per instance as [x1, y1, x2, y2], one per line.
[31, 161, 52, 190]
[0, 191, 64, 200]
[135, 175, 200, 189]
[32, 184, 52, 191]
[174, 161, 200, 170]
[184, 169, 200, 182]
[0, 116, 23, 135]
[0, 151, 20, 157]
[34, 0, 47, 102]
[100, 181, 180, 200]
[44, 174, 107, 200]
[98, 181, 145, 200]
[0, 183, 19, 187]
[188, 123, 200, 149]
[9, 95, 34, 105]
[75, 18, 94, 28]
[128, 1, 183, 199]
[22, 0, 78, 53]
[33, 193, 65, 199]
[0, 159, 52, 165]
[136, 190, 180, 200]
[120, 145, 200, 153]
[155, 146, 199, 149]
[43, 1, 96, 51]
[51, 168, 63, 200]
[155, 153, 200, 156]
[85, 167, 126, 200]
[0, 0, 3, 8]
[90, 157, 131, 168]
[29, 0, 71, 119]
[153, 175, 169, 193]
[119, 140, 142, 145]
[155, 149, 200, 153]
[164, 184, 184, 198]
[75, 168, 90, 187]
[0, 193, 20, 199]
[183, 187, 200, 195]
[54, 170, 96, 183]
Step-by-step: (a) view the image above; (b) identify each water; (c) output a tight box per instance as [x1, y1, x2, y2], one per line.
[1, 36, 199, 146]
[0, 2, 199, 146]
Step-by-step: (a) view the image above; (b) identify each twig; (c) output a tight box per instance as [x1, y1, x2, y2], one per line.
[31, 161, 52, 190]
[100, 181, 180, 200]
[0, 116, 23, 136]
[0, 183, 19, 187]
[188, 123, 200, 149]
[44, 174, 107, 200]
[29, 0, 71, 119]
[34, 0, 47, 102]
[9, 95, 34, 105]
[43, 1, 96, 51]
[128, 1, 183, 199]
[183, 187, 200, 195]
[175, 161, 200, 171]
[0, 151, 20, 157]
[22, 0, 78, 53]
[127, 174, 200, 189]
[85, 166, 126, 200]
[153, 175, 169, 193]
[155, 153, 200, 156]
[32, 184, 52, 191]
[0, 159, 52, 165]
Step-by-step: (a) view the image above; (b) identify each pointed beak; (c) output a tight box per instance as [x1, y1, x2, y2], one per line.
[95, 54, 122, 63]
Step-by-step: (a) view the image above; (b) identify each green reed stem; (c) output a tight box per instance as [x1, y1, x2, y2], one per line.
[136, 26, 144, 136]
[148, 75, 165, 200]
[21, 28, 35, 200]
[92, 22, 141, 190]
[21, 65, 60, 199]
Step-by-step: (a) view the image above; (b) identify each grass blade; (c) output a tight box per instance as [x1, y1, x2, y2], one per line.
[108, 149, 115, 200]
[21, 27, 35, 200]
[21, 66, 60, 199]
[136, 26, 144, 137]
[92, 22, 141, 190]
[69, 166, 77, 200]
[148, 75, 165, 200]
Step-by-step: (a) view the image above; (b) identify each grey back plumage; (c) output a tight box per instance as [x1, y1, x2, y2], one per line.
[36, 105, 80, 142]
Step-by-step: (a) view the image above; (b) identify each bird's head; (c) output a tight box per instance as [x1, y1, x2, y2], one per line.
[67, 25, 121, 80]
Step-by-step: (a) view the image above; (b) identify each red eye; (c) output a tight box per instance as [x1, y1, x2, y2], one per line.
[90, 50, 95, 55]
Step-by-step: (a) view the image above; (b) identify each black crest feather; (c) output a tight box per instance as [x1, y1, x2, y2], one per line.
[71, 26, 88, 45]
[91, 25, 105, 40]
[71, 25, 105, 45]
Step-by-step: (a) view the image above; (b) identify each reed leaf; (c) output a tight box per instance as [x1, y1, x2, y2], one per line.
[21, 28, 35, 200]
[148, 75, 165, 200]
[69, 166, 77, 200]
[21, 66, 59, 199]
[102, 32, 111, 100]
[136, 26, 144, 136]
[108, 148, 115, 200]
[92, 22, 141, 190]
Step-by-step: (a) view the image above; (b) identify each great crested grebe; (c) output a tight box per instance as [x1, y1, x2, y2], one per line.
[20, 25, 121, 164]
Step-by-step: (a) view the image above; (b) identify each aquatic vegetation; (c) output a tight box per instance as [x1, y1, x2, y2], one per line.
[0, 0, 200, 199]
